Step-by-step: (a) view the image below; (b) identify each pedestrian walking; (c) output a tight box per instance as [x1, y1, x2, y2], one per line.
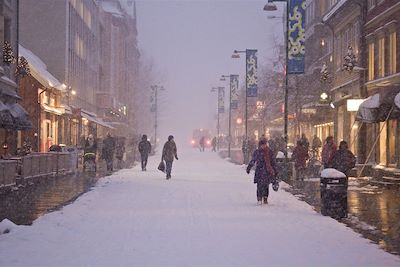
[138, 134, 152, 171]
[246, 139, 277, 205]
[199, 136, 205, 152]
[330, 141, 356, 177]
[321, 136, 337, 168]
[162, 135, 178, 179]
[299, 133, 310, 151]
[292, 140, 309, 180]
[102, 133, 115, 172]
[115, 138, 125, 169]
[311, 134, 322, 158]
[211, 137, 217, 152]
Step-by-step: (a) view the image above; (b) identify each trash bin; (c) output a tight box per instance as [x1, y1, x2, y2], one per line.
[320, 168, 348, 219]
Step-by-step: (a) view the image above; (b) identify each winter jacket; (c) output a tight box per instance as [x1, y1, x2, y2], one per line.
[330, 149, 356, 176]
[248, 146, 277, 185]
[292, 145, 309, 169]
[321, 143, 337, 167]
[138, 140, 152, 156]
[102, 136, 115, 161]
[162, 140, 178, 162]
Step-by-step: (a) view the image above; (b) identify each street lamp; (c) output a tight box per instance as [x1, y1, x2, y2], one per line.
[211, 86, 222, 151]
[151, 85, 164, 149]
[231, 49, 250, 163]
[264, 0, 289, 178]
[220, 74, 233, 158]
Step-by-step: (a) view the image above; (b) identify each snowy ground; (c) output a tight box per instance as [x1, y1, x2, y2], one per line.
[0, 148, 399, 267]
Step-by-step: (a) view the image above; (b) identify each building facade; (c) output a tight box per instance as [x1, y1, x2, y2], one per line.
[364, 0, 400, 167]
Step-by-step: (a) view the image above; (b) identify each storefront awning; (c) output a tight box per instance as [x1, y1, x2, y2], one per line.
[395, 92, 400, 109]
[7, 103, 32, 130]
[81, 111, 114, 129]
[356, 90, 400, 123]
[41, 104, 64, 115]
[356, 94, 380, 123]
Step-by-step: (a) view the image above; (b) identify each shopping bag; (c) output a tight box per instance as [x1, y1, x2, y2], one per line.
[158, 161, 165, 172]
[272, 177, 279, 192]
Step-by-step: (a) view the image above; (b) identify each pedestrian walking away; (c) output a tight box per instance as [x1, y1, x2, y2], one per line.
[211, 136, 217, 152]
[138, 134, 152, 171]
[102, 133, 116, 172]
[162, 135, 178, 179]
[321, 136, 337, 168]
[246, 139, 278, 205]
[311, 134, 322, 158]
[199, 136, 205, 152]
[330, 141, 356, 177]
[292, 140, 309, 180]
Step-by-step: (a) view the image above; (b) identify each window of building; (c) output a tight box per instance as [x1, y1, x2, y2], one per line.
[388, 119, 397, 165]
[368, 0, 376, 10]
[328, 0, 338, 9]
[75, 34, 85, 60]
[368, 42, 375, 80]
[389, 31, 397, 74]
[378, 37, 385, 77]
[320, 0, 327, 16]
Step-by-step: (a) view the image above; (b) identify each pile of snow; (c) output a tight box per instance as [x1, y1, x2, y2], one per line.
[321, 168, 346, 178]
[0, 219, 17, 235]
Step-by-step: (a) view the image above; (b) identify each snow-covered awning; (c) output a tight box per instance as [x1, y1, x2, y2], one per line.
[356, 90, 400, 123]
[6, 103, 32, 130]
[355, 94, 380, 123]
[395, 92, 400, 109]
[19, 44, 64, 91]
[81, 110, 114, 129]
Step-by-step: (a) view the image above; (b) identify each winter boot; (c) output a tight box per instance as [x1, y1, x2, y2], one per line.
[263, 197, 268, 204]
[257, 197, 262, 205]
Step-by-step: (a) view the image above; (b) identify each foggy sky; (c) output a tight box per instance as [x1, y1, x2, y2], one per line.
[136, 0, 284, 144]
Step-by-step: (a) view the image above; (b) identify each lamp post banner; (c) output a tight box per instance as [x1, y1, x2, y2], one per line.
[246, 49, 257, 97]
[288, 0, 306, 74]
[230, 75, 239, 109]
[218, 87, 225, 113]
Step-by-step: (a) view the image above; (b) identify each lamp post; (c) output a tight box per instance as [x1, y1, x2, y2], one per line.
[264, 0, 289, 178]
[151, 85, 164, 149]
[231, 49, 250, 163]
[220, 74, 233, 158]
[211, 87, 221, 151]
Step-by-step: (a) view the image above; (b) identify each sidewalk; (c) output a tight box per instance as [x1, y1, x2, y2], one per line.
[0, 149, 398, 266]
[219, 149, 400, 256]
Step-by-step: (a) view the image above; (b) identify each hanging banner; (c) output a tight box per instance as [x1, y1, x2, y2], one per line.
[218, 87, 225, 113]
[230, 75, 239, 109]
[288, 0, 306, 74]
[246, 49, 257, 97]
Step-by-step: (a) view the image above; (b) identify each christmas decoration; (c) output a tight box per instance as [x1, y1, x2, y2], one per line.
[343, 45, 357, 72]
[16, 56, 30, 77]
[3, 41, 15, 65]
[320, 62, 330, 83]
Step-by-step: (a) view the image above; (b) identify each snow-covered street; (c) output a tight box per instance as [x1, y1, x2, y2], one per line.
[0, 148, 399, 267]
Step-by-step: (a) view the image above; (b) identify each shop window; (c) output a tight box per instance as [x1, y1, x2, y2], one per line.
[378, 37, 385, 77]
[389, 31, 397, 75]
[368, 42, 375, 80]
[388, 120, 397, 165]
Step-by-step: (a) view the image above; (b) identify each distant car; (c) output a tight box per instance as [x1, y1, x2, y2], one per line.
[191, 128, 212, 148]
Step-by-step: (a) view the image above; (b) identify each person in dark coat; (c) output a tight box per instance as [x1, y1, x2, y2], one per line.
[292, 140, 309, 180]
[246, 139, 277, 204]
[330, 141, 356, 176]
[199, 136, 205, 152]
[102, 133, 115, 171]
[162, 135, 178, 179]
[138, 134, 152, 171]
[211, 137, 217, 152]
[321, 136, 337, 168]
